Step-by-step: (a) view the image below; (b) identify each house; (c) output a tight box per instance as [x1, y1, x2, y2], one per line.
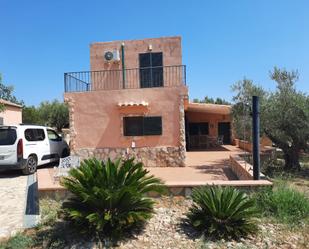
[64, 36, 232, 167]
[0, 99, 22, 125]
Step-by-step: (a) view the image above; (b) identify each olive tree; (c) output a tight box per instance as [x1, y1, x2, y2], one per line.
[263, 68, 309, 170]
[48, 100, 69, 132]
[22, 106, 41, 124]
[231, 68, 309, 170]
[22, 100, 69, 132]
[231, 78, 266, 141]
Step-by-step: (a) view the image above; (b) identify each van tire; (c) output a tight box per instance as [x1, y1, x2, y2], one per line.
[22, 155, 37, 175]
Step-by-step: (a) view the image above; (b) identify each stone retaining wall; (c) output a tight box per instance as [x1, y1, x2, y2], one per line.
[73, 146, 186, 167]
[229, 155, 253, 180]
[39, 181, 273, 200]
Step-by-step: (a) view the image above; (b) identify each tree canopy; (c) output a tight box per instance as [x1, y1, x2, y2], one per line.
[263, 68, 309, 170]
[231, 78, 267, 141]
[22, 100, 69, 132]
[193, 96, 231, 105]
[231, 68, 309, 170]
[0, 74, 23, 112]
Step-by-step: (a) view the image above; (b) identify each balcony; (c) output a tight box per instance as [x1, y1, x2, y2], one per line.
[64, 65, 186, 93]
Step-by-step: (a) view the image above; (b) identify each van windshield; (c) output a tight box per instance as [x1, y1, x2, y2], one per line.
[0, 128, 17, 145]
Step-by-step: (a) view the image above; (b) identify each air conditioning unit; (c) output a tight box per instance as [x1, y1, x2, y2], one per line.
[104, 50, 120, 63]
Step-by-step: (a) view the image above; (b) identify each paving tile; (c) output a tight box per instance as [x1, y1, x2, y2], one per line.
[0, 172, 28, 238]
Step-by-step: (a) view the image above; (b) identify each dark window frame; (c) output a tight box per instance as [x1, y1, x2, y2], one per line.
[123, 116, 143, 136]
[188, 122, 209, 136]
[139, 52, 164, 88]
[47, 129, 61, 141]
[24, 128, 46, 142]
[0, 128, 17, 145]
[123, 116, 162, 136]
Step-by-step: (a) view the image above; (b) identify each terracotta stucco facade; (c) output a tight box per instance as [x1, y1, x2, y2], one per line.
[64, 36, 233, 166]
[65, 86, 187, 149]
[0, 100, 22, 125]
[65, 36, 187, 167]
[90, 36, 182, 70]
[89, 37, 183, 90]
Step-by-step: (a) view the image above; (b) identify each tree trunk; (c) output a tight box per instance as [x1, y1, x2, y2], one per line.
[282, 148, 301, 171]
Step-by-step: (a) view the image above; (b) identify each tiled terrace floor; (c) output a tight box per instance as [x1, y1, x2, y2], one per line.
[38, 145, 272, 193]
[148, 145, 243, 185]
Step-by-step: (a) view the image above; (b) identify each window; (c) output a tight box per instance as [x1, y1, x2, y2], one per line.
[0, 117, 3, 125]
[123, 116, 162, 136]
[24, 129, 45, 141]
[123, 117, 143, 136]
[143, 117, 162, 135]
[47, 129, 61, 141]
[0, 128, 17, 145]
[139, 52, 163, 88]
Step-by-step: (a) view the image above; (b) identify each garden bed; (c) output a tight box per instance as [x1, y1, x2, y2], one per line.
[0, 196, 308, 249]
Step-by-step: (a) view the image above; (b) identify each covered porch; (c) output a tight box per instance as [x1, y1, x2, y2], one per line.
[184, 102, 233, 151]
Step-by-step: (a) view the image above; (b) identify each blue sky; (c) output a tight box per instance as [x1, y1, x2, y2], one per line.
[1, 0, 308, 106]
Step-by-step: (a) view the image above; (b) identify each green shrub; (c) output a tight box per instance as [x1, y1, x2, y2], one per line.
[187, 186, 258, 239]
[253, 184, 309, 224]
[39, 198, 62, 225]
[61, 157, 165, 244]
[0, 233, 33, 249]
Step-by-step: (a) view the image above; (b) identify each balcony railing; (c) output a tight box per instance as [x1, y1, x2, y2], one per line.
[64, 65, 186, 93]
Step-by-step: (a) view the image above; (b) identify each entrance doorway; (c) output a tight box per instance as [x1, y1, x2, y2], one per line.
[218, 122, 231, 144]
[187, 122, 209, 150]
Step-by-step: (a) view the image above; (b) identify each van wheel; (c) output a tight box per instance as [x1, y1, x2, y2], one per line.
[61, 149, 70, 158]
[22, 155, 37, 175]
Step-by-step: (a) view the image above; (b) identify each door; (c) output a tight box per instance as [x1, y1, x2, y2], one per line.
[139, 52, 163, 88]
[47, 129, 62, 159]
[188, 122, 209, 149]
[218, 122, 231, 144]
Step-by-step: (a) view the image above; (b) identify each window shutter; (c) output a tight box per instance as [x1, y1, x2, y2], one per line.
[123, 117, 143, 136]
[143, 117, 162, 135]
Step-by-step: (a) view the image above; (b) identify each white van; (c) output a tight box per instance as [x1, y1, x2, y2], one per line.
[0, 125, 70, 174]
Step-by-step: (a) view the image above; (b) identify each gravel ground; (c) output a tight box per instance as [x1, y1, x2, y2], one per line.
[115, 196, 308, 249]
[118, 196, 199, 249]
[18, 196, 309, 249]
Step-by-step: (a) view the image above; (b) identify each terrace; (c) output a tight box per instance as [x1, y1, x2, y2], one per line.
[37, 145, 272, 198]
[64, 65, 186, 93]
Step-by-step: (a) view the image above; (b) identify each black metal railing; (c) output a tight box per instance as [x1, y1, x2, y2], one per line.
[64, 65, 186, 92]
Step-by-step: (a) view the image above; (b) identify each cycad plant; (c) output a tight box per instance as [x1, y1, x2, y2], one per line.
[60, 157, 165, 243]
[187, 186, 258, 239]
